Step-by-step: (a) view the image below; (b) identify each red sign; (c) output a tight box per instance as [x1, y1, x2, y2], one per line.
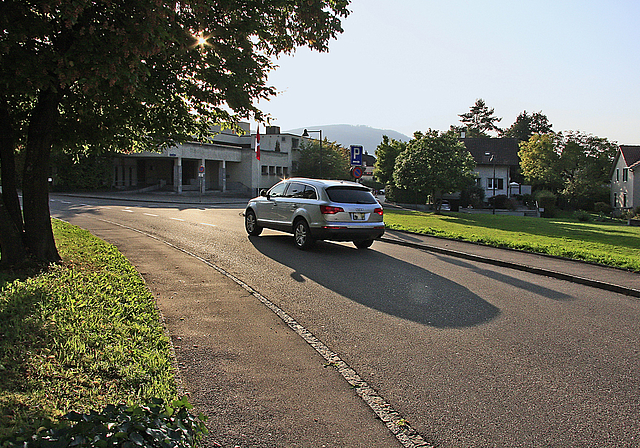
[351, 166, 363, 179]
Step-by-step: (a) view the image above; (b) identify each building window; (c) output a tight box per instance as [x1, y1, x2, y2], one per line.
[624, 193, 627, 208]
[269, 166, 275, 175]
[283, 167, 289, 177]
[261, 166, 268, 176]
[276, 166, 282, 176]
[292, 138, 299, 149]
[616, 168, 620, 182]
[614, 193, 618, 207]
[623, 168, 629, 182]
[487, 178, 504, 190]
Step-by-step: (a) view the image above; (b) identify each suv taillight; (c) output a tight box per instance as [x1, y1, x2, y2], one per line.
[320, 205, 344, 214]
[374, 207, 383, 216]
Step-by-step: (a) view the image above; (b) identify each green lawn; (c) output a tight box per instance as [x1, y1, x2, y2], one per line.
[384, 209, 640, 272]
[0, 220, 178, 439]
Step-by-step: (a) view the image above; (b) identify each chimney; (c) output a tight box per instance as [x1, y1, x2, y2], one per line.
[266, 126, 281, 135]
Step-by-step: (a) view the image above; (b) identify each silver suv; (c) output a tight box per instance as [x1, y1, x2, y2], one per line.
[245, 178, 385, 250]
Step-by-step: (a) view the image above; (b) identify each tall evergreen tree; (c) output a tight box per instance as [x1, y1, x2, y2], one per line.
[457, 99, 502, 138]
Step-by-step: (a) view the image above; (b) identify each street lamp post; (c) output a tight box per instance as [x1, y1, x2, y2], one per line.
[485, 152, 496, 215]
[302, 129, 322, 178]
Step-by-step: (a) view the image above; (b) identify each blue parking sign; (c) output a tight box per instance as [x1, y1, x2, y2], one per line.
[350, 145, 363, 166]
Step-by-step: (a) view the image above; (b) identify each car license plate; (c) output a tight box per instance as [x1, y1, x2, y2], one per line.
[351, 212, 366, 221]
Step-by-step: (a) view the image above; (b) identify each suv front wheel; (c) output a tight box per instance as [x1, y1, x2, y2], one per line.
[245, 209, 263, 236]
[293, 218, 315, 250]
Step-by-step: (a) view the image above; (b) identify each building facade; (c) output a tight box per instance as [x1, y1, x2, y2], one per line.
[460, 138, 531, 200]
[112, 124, 303, 196]
[611, 145, 640, 213]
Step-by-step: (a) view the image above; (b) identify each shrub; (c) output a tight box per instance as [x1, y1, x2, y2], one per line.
[460, 184, 485, 208]
[535, 190, 557, 218]
[574, 210, 592, 222]
[385, 185, 427, 205]
[488, 194, 516, 210]
[1, 397, 207, 448]
[594, 202, 613, 215]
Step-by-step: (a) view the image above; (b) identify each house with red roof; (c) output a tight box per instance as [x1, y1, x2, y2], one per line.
[610, 145, 640, 213]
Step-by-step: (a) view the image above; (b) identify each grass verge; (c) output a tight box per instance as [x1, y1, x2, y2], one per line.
[0, 219, 177, 439]
[384, 209, 640, 272]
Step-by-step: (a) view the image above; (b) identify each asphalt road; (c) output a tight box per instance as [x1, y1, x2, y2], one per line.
[50, 195, 640, 448]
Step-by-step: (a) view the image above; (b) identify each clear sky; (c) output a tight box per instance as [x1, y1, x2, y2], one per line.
[256, 0, 640, 144]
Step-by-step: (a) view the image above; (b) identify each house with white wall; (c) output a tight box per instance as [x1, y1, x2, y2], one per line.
[460, 138, 530, 201]
[610, 145, 640, 213]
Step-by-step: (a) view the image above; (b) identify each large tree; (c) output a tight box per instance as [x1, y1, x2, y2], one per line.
[0, 0, 350, 268]
[373, 135, 406, 186]
[393, 130, 476, 208]
[455, 98, 502, 138]
[501, 110, 553, 142]
[519, 132, 618, 209]
[294, 139, 351, 180]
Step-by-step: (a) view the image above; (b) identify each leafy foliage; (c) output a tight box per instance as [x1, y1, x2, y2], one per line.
[519, 132, 618, 210]
[501, 110, 553, 142]
[373, 136, 407, 185]
[393, 130, 476, 207]
[0, 0, 351, 267]
[294, 139, 351, 180]
[0, 220, 176, 438]
[50, 151, 113, 191]
[1, 397, 206, 448]
[455, 99, 502, 138]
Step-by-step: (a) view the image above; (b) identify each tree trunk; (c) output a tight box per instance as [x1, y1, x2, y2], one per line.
[0, 97, 25, 232]
[0, 193, 27, 268]
[22, 88, 61, 264]
[0, 96, 29, 267]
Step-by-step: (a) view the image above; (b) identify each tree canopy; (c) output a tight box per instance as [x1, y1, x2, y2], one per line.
[393, 130, 476, 208]
[501, 111, 553, 142]
[0, 0, 350, 267]
[519, 132, 618, 209]
[294, 139, 351, 180]
[455, 98, 502, 138]
[373, 135, 407, 186]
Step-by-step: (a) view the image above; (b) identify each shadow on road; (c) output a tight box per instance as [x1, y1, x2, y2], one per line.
[249, 235, 501, 329]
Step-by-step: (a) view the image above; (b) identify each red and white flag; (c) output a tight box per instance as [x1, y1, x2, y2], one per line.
[255, 126, 261, 160]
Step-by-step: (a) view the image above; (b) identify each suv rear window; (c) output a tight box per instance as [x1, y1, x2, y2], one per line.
[325, 187, 376, 204]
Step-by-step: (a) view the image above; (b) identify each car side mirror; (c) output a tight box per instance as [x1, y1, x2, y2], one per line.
[260, 189, 267, 197]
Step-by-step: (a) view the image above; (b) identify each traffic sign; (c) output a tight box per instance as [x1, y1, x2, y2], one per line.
[350, 145, 363, 166]
[351, 165, 363, 179]
[198, 165, 205, 173]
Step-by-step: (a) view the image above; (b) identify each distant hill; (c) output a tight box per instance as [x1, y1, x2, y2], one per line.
[286, 124, 410, 155]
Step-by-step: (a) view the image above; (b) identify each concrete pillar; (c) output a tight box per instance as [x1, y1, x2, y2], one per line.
[221, 160, 227, 192]
[200, 158, 206, 194]
[174, 157, 183, 193]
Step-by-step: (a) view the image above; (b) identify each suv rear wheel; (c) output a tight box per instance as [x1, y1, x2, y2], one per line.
[293, 218, 315, 250]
